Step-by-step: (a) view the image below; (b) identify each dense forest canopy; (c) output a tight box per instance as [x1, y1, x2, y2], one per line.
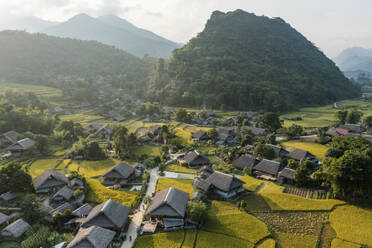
[147, 10, 360, 112]
[0, 30, 154, 87]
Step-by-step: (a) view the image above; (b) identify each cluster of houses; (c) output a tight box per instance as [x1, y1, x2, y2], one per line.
[326, 123, 372, 142]
[0, 130, 35, 159]
[99, 161, 146, 188]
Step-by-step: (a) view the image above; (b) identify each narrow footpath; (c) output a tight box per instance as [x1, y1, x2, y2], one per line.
[121, 168, 159, 248]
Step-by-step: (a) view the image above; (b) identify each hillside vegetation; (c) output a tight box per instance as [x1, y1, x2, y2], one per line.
[148, 9, 359, 111]
[0, 30, 153, 85]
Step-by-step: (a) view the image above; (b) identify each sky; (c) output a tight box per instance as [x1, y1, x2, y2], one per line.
[0, 0, 372, 57]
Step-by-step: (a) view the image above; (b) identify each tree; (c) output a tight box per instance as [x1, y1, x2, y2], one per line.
[363, 115, 372, 129]
[253, 144, 275, 159]
[35, 135, 49, 154]
[265, 133, 276, 145]
[241, 133, 254, 146]
[20, 194, 42, 224]
[257, 112, 282, 132]
[294, 160, 316, 187]
[285, 124, 304, 139]
[175, 109, 191, 123]
[345, 109, 363, 124]
[0, 163, 33, 194]
[207, 128, 219, 142]
[186, 201, 208, 222]
[113, 127, 129, 158]
[335, 110, 348, 125]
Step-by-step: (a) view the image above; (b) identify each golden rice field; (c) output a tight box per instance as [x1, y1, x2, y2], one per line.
[165, 164, 197, 173]
[274, 233, 318, 248]
[257, 239, 276, 248]
[281, 141, 328, 159]
[156, 178, 194, 197]
[331, 239, 361, 248]
[330, 205, 372, 246]
[28, 159, 69, 178]
[135, 231, 184, 248]
[196, 231, 254, 248]
[68, 159, 119, 177]
[240, 175, 263, 192]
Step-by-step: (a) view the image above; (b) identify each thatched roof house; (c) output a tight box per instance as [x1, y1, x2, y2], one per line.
[48, 202, 74, 217]
[0, 131, 23, 144]
[102, 162, 135, 186]
[191, 130, 209, 142]
[0, 212, 10, 226]
[33, 169, 69, 193]
[67, 226, 115, 248]
[288, 149, 317, 162]
[81, 200, 131, 230]
[243, 126, 268, 136]
[232, 155, 259, 170]
[253, 159, 284, 179]
[7, 138, 35, 152]
[0, 192, 16, 202]
[278, 168, 295, 184]
[51, 186, 74, 202]
[146, 188, 189, 219]
[266, 144, 289, 158]
[72, 203, 93, 218]
[204, 171, 245, 198]
[180, 151, 210, 168]
[1, 219, 30, 239]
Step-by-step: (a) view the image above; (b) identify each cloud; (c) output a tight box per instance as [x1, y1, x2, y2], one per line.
[146, 11, 162, 17]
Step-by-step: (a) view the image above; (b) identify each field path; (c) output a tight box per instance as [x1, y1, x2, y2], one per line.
[121, 168, 159, 248]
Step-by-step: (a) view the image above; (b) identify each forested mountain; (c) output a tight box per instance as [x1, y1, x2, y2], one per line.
[334, 47, 372, 77]
[0, 30, 153, 86]
[42, 13, 181, 58]
[147, 10, 360, 112]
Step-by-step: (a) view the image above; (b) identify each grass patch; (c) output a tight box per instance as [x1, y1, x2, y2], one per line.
[330, 205, 372, 246]
[182, 230, 197, 248]
[257, 239, 276, 248]
[28, 159, 66, 177]
[202, 201, 269, 244]
[68, 159, 118, 177]
[0, 241, 20, 248]
[258, 181, 344, 211]
[135, 231, 184, 248]
[86, 178, 139, 207]
[134, 145, 161, 157]
[282, 141, 328, 159]
[240, 175, 263, 191]
[239, 193, 271, 212]
[331, 239, 361, 248]
[196, 231, 254, 248]
[319, 223, 337, 248]
[274, 232, 317, 248]
[156, 178, 194, 197]
[165, 164, 196, 173]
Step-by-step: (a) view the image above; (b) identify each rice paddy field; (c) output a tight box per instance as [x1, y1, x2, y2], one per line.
[135, 231, 184, 248]
[165, 164, 197, 173]
[0, 82, 62, 100]
[281, 141, 328, 159]
[156, 178, 194, 197]
[329, 205, 372, 246]
[274, 233, 318, 248]
[257, 239, 276, 248]
[28, 159, 69, 177]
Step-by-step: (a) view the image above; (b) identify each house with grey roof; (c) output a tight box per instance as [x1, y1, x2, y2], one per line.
[101, 162, 135, 186]
[191, 130, 209, 142]
[204, 171, 245, 198]
[339, 124, 364, 134]
[72, 203, 93, 218]
[51, 186, 74, 204]
[288, 149, 319, 164]
[253, 159, 285, 181]
[94, 125, 113, 138]
[0, 131, 23, 145]
[48, 202, 74, 218]
[243, 126, 268, 136]
[146, 188, 189, 222]
[179, 151, 210, 168]
[6, 138, 35, 154]
[266, 144, 289, 158]
[1, 219, 30, 240]
[33, 169, 70, 193]
[149, 125, 162, 136]
[0, 212, 10, 227]
[81, 200, 131, 230]
[278, 168, 296, 184]
[217, 127, 236, 144]
[0, 192, 16, 204]
[232, 155, 259, 171]
[67, 226, 116, 248]
[197, 166, 213, 179]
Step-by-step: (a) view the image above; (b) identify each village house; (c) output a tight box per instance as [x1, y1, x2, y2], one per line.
[253, 159, 285, 181]
[33, 169, 70, 193]
[133, 162, 147, 177]
[242, 126, 268, 136]
[0, 212, 10, 228]
[191, 130, 209, 142]
[1, 219, 30, 240]
[339, 124, 364, 134]
[217, 127, 236, 145]
[149, 125, 162, 136]
[66, 225, 116, 248]
[197, 165, 213, 179]
[51, 186, 74, 205]
[202, 171, 245, 198]
[101, 162, 135, 186]
[6, 138, 35, 155]
[72, 203, 93, 218]
[70, 178, 84, 190]
[278, 167, 296, 184]
[232, 154, 259, 171]
[81, 199, 131, 231]
[266, 144, 289, 158]
[47, 202, 74, 221]
[94, 125, 113, 138]
[146, 187, 189, 231]
[179, 151, 210, 168]
[0, 131, 23, 145]
[0, 192, 17, 205]
[288, 149, 319, 164]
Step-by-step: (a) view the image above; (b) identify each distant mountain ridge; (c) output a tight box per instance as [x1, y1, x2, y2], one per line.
[147, 9, 360, 112]
[42, 13, 181, 58]
[334, 47, 372, 75]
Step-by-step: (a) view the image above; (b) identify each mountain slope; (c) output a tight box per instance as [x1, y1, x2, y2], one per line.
[0, 30, 153, 84]
[147, 10, 360, 111]
[334, 47, 372, 73]
[0, 16, 58, 33]
[42, 14, 180, 58]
